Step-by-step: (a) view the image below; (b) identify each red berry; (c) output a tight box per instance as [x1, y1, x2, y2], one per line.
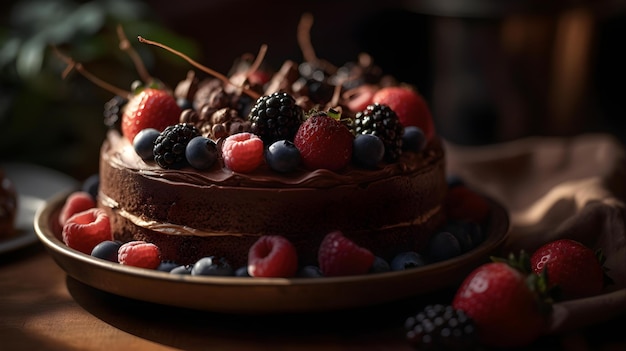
[452, 262, 547, 348]
[121, 88, 181, 143]
[58, 191, 96, 226]
[293, 113, 354, 171]
[318, 230, 375, 277]
[372, 86, 435, 142]
[118, 241, 161, 269]
[222, 132, 264, 173]
[344, 84, 378, 112]
[444, 186, 490, 223]
[248, 235, 298, 278]
[62, 208, 112, 255]
[530, 239, 605, 300]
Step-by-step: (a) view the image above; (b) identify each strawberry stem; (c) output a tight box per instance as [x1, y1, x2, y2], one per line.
[52, 46, 131, 98]
[137, 36, 261, 100]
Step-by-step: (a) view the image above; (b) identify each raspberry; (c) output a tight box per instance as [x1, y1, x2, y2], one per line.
[248, 235, 298, 278]
[445, 185, 491, 223]
[222, 132, 264, 173]
[118, 241, 161, 269]
[318, 230, 375, 277]
[62, 208, 111, 254]
[58, 191, 96, 226]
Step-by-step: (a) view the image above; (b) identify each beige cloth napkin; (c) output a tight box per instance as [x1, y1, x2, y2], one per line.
[444, 133, 626, 333]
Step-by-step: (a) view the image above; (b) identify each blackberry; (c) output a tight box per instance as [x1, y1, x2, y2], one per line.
[103, 95, 127, 128]
[354, 103, 404, 162]
[405, 304, 478, 351]
[248, 92, 304, 145]
[153, 123, 200, 169]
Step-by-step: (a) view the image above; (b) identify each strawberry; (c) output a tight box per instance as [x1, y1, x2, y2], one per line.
[58, 191, 96, 226]
[222, 132, 264, 173]
[118, 240, 161, 269]
[248, 235, 298, 278]
[343, 84, 378, 112]
[293, 112, 354, 171]
[318, 230, 375, 277]
[372, 86, 435, 142]
[444, 185, 490, 224]
[530, 239, 607, 300]
[452, 262, 549, 348]
[62, 208, 112, 255]
[121, 88, 181, 142]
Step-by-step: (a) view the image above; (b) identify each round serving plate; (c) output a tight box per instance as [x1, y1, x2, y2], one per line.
[34, 191, 509, 314]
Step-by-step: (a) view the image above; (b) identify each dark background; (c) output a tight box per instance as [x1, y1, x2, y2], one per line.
[1, 0, 625, 180]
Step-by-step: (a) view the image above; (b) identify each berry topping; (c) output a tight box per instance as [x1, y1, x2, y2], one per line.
[452, 262, 549, 348]
[405, 304, 477, 350]
[249, 92, 304, 145]
[317, 230, 375, 277]
[118, 241, 161, 269]
[222, 132, 264, 173]
[352, 133, 384, 169]
[530, 239, 608, 300]
[401, 126, 426, 152]
[369, 256, 391, 273]
[91, 240, 122, 262]
[248, 235, 298, 278]
[121, 88, 181, 143]
[265, 140, 301, 173]
[157, 260, 180, 272]
[293, 111, 354, 171]
[62, 208, 111, 255]
[372, 86, 435, 142]
[185, 136, 219, 170]
[80, 174, 100, 200]
[132, 128, 161, 161]
[153, 123, 200, 169]
[354, 103, 404, 162]
[191, 256, 234, 276]
[58, 191, 96, 226]
[390, 251, 427, 271]
[428, 231, 462, 262]
[445, 185, 491, 224]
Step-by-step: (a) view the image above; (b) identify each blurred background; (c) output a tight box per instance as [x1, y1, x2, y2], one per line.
[1, 0, 625, 181]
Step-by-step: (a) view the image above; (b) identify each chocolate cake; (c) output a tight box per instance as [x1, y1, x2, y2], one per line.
[98, 129, 447, 266]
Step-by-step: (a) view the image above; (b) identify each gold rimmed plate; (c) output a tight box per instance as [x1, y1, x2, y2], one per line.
[34, 191, 509, 314]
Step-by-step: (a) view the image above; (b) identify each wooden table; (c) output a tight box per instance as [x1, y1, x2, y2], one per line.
[2, 243, 625, 351]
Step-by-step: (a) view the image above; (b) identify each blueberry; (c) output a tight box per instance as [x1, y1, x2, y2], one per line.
[428, 231, 462, 262]
[185, 136, 218, 170]
[296, 265, 323, 278]
[446, 173, 465, 188]
[170, 265, 193, 275]
[234, 266, 251, 277]
[177, 97, 193, 110]
[442, 221, 473, 252]
[352, 134, 384, 168]
[91, 240, 121, 262]
[133, 128, 160, 161]
[191, 256, 234, 276]
[157, 260, 180, 272]
[369, 256, 391, 273]
[266, 140, 301, 173]
[390, 251, 427, 271]
[402, 126, 426, 152]
[81, 173, 99, 200]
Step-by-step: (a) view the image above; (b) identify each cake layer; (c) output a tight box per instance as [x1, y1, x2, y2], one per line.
[99, 130, 447, 267]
